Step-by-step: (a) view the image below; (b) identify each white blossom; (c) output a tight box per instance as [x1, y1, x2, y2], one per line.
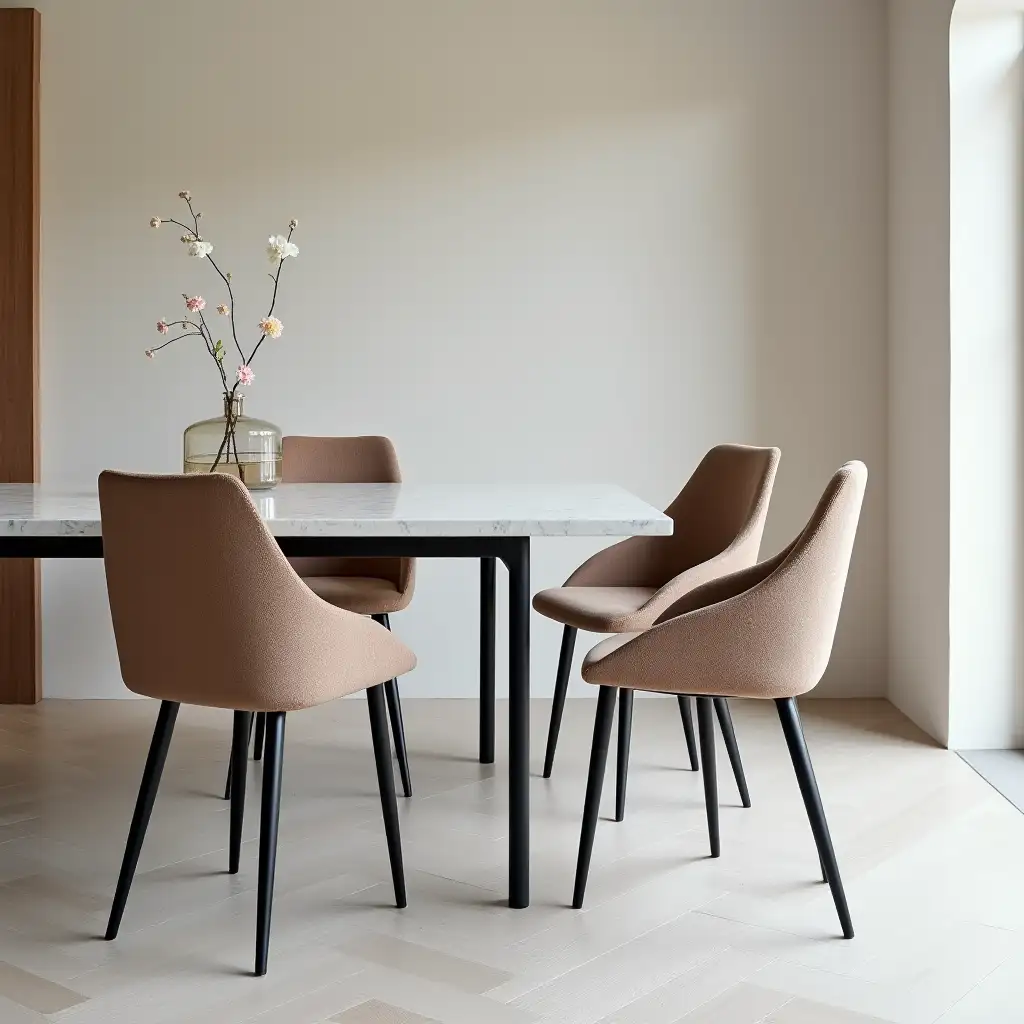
[267, 234, 299, 262]
[187, 239, 214, 259]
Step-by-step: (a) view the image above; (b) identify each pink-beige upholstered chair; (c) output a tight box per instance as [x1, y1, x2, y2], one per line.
[572, 461, 867, 940]
[533, 444, 781, 821]
[99, 471, 416, 976]
[230, 435, 415, 800]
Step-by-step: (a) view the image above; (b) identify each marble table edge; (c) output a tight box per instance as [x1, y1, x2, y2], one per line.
[0, 516, 672, 539]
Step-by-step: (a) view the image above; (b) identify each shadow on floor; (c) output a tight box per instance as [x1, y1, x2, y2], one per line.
[959, 749, 1024, 813]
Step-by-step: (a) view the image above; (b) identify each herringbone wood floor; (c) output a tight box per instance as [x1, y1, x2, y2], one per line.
[0, 697, 1021, 1023]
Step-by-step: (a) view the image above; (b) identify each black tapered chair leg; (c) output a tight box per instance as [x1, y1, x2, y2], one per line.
[572, 685, 617, 909]
[714, 698, 751, 808]
[677, 694, 699, 771]
[229, 710, 253, 874]
[253, 712, 265, 761]
[615, 689, 633, 822]
[368, 683, 407, 909]
[776, 697, 854, 939]
[543, 625, 577, 778]
[374, 613, 413, 798]
[223, 711, 255, 801]
[384, 680, 412, 798]
[696, 696, 720, 858]
[106, 700, 179, 941]
[255, 711, 286, 976]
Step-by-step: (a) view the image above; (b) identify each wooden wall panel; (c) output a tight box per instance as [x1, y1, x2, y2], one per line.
[0, 9, 40, 703]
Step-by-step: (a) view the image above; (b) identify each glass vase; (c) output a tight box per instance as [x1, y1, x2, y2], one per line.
[183, 393, 282, 489]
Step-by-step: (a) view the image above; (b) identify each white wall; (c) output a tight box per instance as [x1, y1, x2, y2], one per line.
[949, 3, 1024, 747]
[23, 0, 889, 699]
[887, 0, 956, 744]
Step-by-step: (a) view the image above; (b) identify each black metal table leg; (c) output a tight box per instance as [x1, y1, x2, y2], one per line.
[480, 557, 496, 765]
[504, 538, 530, 909]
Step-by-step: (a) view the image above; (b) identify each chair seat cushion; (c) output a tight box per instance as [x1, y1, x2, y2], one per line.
[301, 575, 411, 615]
[532, 586, 658, 632]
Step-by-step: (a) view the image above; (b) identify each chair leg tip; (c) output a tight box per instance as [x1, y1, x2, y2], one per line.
[571, 895, 584, 910]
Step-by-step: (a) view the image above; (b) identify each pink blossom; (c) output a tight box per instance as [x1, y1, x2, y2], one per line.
[184, 295, 206, 313]
[156, 320, 169, 334]
[236, 364, 254, 386]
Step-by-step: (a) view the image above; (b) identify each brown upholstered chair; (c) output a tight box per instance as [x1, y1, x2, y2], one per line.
[573, 461, 867, 940]
[233, 435, 415, 799]
[99, 471, 416, 976]
[534, 444, 781, 820]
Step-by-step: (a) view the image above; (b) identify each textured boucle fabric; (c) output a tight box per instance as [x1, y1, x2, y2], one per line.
[533, 444, 781, 633]
[99, 471, 416, 712]
[582, 462, 867, 699]
[283, 435, 414, 610]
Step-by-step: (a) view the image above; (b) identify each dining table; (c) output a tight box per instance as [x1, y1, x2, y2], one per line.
[0, 480, 671, 908]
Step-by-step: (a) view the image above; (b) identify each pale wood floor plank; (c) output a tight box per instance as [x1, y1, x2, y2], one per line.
[0, 698, 1017, 1023]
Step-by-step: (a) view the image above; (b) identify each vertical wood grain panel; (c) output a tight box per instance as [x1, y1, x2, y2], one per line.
[0, 9, 41, 703]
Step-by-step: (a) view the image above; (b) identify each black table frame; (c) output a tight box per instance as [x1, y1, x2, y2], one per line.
[2, 533, 530, 909]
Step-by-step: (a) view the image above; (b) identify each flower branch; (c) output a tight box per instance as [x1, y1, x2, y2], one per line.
[146, 191, 299, 474]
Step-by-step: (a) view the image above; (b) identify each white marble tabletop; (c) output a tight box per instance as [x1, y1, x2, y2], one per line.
[0, 482, 672, 539]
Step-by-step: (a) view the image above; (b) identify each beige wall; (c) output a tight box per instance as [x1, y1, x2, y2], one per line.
[887, 0, 956, 744]
[21, 0, 889, 699]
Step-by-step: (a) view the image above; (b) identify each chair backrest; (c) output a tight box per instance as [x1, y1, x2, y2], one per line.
[569, 444, 780, 590]
[593, 461, 867, 699]
[282, 435, 412, 593]
[660, 444, 781, 581]
[98, 471, 414, 710]
[747, 459, 868, 694]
